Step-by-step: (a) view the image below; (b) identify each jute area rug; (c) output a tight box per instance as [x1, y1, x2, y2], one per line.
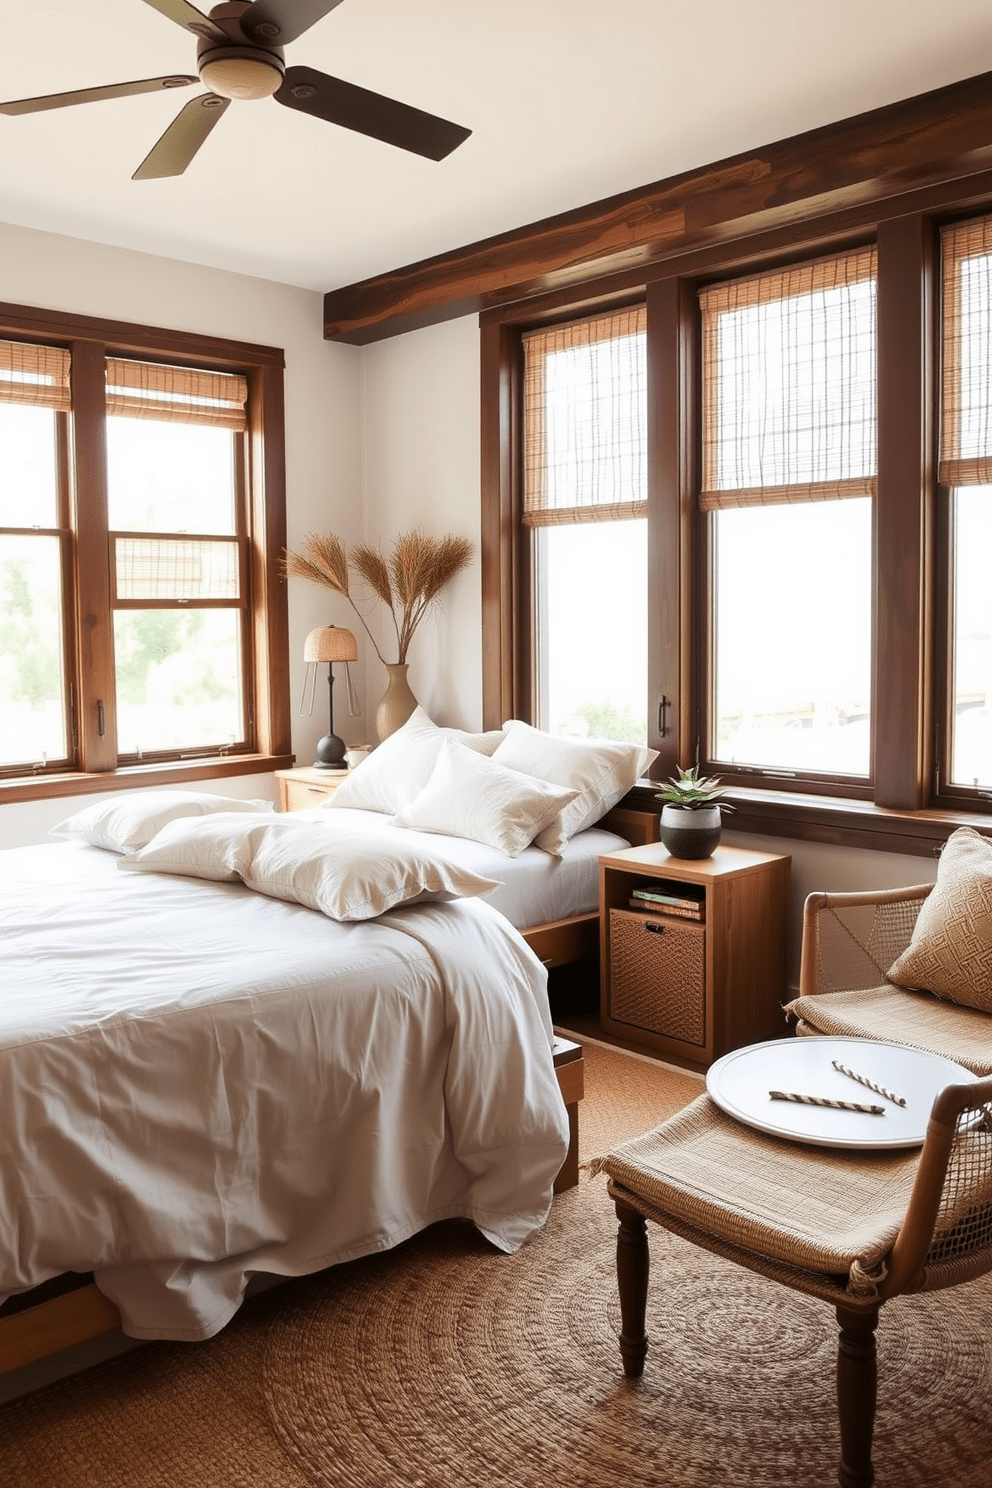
[3, 1042, 991, 1488]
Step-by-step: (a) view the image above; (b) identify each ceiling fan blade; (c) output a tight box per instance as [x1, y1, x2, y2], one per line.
[242, 0, 344, 45]
[132, 92, 230, 179]
[138, 0, 229, 42]
[275, 66, 471, 161]
[0, 75, 198, 116]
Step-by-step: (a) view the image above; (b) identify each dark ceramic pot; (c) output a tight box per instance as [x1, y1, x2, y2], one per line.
[658, 804, 723, 859]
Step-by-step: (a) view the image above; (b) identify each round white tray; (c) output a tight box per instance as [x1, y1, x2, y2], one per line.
[706, 1036, 977, 1149]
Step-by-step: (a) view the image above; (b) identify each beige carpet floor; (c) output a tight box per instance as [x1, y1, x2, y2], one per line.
[2, 1043, 990, 1488]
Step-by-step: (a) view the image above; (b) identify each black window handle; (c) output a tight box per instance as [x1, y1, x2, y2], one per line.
[658, 695, 671, 738]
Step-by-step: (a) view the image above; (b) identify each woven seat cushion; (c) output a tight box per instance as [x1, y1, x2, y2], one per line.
[887, 827, 992, 1013]
[599, 1093, 919, 1288]
[785, 986, 992, 1076]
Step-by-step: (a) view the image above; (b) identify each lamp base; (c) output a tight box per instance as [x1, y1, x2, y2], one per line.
[313, 732, 348, 770]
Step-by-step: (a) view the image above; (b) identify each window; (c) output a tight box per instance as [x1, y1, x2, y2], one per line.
[940, 217, 992, 796]
[699, 249, 877, 782]
[0, 308, 289, 796]
[522, 307, 648, 743]
[483, 191, 992, 849]
[0, 341, 71, 771]
[106, 359, 248, 762]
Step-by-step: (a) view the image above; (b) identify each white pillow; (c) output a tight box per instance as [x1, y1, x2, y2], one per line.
[116, 812, 253, 880]
[49, 789, 274, 853]
[120, 814, 498, 921]
[328, 706, 503, 815]
[491, 721, 658, 855]
[393, 738, 579, 857]
[451, 725, 504, 756]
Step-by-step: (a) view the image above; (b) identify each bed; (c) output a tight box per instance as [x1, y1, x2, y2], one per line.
[0, 713, 658, 1386]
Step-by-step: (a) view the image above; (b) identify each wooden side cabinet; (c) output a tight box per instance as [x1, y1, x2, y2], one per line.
[599, 842, 790, 1070]
[275, 766, 345, 812]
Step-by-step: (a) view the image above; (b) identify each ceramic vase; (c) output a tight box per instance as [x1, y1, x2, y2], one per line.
[658, 803, 723, 859]
[374, 663, 417, 741]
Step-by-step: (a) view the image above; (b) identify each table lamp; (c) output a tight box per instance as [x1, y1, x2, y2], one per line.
[303, 625, 358, 770]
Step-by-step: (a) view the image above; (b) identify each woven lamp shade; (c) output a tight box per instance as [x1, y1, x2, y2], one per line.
[304, 626, 358, 663]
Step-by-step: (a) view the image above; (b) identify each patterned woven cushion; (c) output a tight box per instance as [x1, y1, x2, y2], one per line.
[786, 986, 992, 1076]
[887, 827, 992, 1012]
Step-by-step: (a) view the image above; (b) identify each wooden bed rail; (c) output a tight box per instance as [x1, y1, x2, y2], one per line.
[0, 1282, 121, 1377]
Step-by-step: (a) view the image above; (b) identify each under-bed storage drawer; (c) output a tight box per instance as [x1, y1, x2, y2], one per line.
[608, 909, 706, 1048]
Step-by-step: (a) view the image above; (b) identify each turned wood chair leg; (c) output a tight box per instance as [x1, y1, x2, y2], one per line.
[615, 1199, 649, 1378]
[835, 1304, 879, 1488]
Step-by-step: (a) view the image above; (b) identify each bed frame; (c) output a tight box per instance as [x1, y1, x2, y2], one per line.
[518, 805, 659, 969]
[0, 803, 659, 1385]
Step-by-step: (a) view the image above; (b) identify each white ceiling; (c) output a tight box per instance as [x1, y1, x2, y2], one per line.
[1, 0, 992, 295]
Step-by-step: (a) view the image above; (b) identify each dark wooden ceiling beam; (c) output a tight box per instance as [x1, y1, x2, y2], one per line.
[324, 69, 992, 344]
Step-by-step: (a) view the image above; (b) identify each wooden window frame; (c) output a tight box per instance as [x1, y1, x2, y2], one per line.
[481, 183, 992, 857]
[0, 301, 292, 805]
[931, 216, 992, 810]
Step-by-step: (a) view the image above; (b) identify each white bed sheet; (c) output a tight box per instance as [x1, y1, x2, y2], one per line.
[0, 840, 569, 1342]
[299, 805, 629, 928]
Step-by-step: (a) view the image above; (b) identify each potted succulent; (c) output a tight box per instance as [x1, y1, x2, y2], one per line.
[655, 765, 733, 859]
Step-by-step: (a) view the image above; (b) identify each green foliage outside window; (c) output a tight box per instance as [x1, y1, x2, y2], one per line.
[1, 557, 61, 710]
[574, 700, 647, 745]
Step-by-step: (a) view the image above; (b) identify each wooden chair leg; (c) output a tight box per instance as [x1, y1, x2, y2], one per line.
[615, 1199, 649, 1378]
[835, 1304, 879, 1488]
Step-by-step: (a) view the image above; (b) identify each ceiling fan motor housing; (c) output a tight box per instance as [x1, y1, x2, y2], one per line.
[197, 3, 285, 101]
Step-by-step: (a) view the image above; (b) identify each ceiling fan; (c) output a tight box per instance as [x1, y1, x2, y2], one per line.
[0, 0, 471, 179]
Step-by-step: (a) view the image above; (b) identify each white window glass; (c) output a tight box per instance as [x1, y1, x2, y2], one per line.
[0, 533, 67, 767]
[0, 394, 68, 768]
[949, 487, 992, 788]
[0, 403, 58, 527]
[524, 307, 647, 743]
[713, 501, 872, 774]
[537, 519, 647, 743]
[106, 419, 236, 535]
[114, 609, 243, 756]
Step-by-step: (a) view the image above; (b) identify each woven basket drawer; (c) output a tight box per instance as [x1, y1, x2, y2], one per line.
[609, 909, 706, 1047]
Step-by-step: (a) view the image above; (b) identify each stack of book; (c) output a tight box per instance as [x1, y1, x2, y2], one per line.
[629, 884, 705, 922]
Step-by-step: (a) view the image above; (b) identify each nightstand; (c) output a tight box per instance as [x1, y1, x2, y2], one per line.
[599, 842, 790, 1071]
[275, 766, 346, 812]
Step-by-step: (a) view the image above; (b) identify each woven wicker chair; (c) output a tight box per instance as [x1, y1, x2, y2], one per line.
[785, 885, 992, 1076]
[599, 1076, 992, 1488]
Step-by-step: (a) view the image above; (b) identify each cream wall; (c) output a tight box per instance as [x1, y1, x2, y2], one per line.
[357, 315, 483, 729]
[0, 220, 363, 848]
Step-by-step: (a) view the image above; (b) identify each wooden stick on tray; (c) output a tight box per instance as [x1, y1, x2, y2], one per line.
[769, 1090, 885, 1116]
[830, 1059, 907, 1107]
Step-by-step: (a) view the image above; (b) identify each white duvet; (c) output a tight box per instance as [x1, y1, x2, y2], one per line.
[0, 840, 569, 1341]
